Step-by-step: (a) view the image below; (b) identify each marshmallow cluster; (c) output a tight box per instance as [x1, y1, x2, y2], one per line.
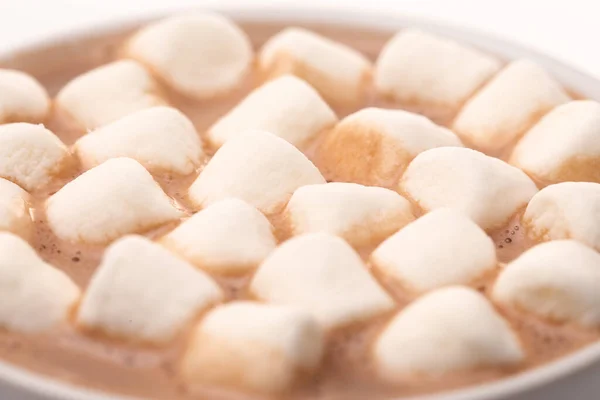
[75, 106, 204, 174]
[0, 69, 49, 123]
[161, 199, 277, 274]
[511, 100, 600, 185]
[208, 75, 337, 151]
[77, 235, 223, 343]
[400, 147, 538, 231]
[46, 158, 182, 244]
[251, 233, 395, 328]
[374, 286, 523, 379]
[285, 182, 414, 247]
[56, 60, 164, 129]
[0, 123, 69, 191]
[371, 209, 497, 293]
[0, 178, 31, 239]
[189, 130, 325, 214]
[375, 30, 500, 114]
[127, 13, 253, 99]
[259, 27, 371, 105]
[453, 60, 570, 154]
[494, 240, 600, 326]
[182, 302, 323, 394]
[0, 232, 80, 333]
[318, 108, 462, 186]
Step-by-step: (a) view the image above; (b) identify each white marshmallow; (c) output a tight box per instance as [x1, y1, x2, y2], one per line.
[453, 60, 570, 154]
[375, 30, 501, 113]
[208, 75, 337, 150]
[46, 158, 182, 244]
[0, 69, 49, 123]
[400, 147, 538, 231]
[523, 182, 600, 251]
[0, 232, 80, 333]
[375, 286, 523, 379]
[251, 233, 395, 328]
[493, 240, 600, 326]
[56, 60, 163, 129]
[317, 108, 462, 187]
[77, 235, 223, 343]
[0, 123, 69, 191]
[259, 28, 371, 105]
[161, 198, 277, 274]
[189, 130, 325, 214]
[371, 209, 497, 293]
[511, 100, 600, 184]
[127, 13, 252, 99]
[285, 182, 414, 247]
[75, 106, 203, 174]
[0, 178, 31, 239]
[182, 301, 323, 394]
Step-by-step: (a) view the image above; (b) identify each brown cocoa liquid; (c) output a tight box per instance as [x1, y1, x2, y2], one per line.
[0, 20, 597, 400]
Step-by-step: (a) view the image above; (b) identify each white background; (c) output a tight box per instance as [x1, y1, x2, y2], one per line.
[0, 0, 597, 79]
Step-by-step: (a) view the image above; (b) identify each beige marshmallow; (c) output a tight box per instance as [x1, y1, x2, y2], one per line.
[127, 13, 252, 99]
[77, 235, 222, 343]
[259, 27, 371, 105]
[0, 232, 80, 333]
[453, 60, 570, 154]
[161, 198, 277, 274]
[511, 100, 600, 185]
[371, 209, 497, 294]
[189, 130, 325, 214]
[56, 60, 163, 129]
[285, 182, 414, 247]
[375, 30, 501, 114]
[0, 123, 69, 191]
[0, 178, 31, 239]
[0, 69, 49, 123]
[400, 147, 538, 231]
[375, 286, 523, 380]
[182, 301, 323, 394]
[46, 157, 182, 244]
[523, 182, 600, 251]
[251, 233, 395, 328]
[208, 75, 337, 151]
[318, 108, 462, 187]
[493, 240, 600, 326]
[75, 106, 204, 174]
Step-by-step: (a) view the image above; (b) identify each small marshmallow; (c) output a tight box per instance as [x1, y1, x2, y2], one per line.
[493, 240, 600, 326]
[371, 209, 497, 293]
[189, 130, 325, 214]
[523, 182, 600, 251]
[284, 182, 414, 247]
[511, 100, 600, 185]
[0, 123, 69, 191]
[259, 28, 371, 105]
[453, 60, 570, 154]
[400, 147, 538, 231]
[182, 301, 323, 394]
[0, 232, 80, 333]
[318, 108, 462, 187]
[77, 235, 223, 343]
[161, 198, 277, 274]
[127, 13, 252, 99]
[251, 233, 395, 328]
[75, 106, 203, 174]
[374, 286, 523, 379]
[0, 178, 31, 239]
[375, 30, 501, 113]
[0, 69, 49, 123]
[208, 75, 337, 151]
[56, 60, 163, 129]
[46, 158, 182, 244]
